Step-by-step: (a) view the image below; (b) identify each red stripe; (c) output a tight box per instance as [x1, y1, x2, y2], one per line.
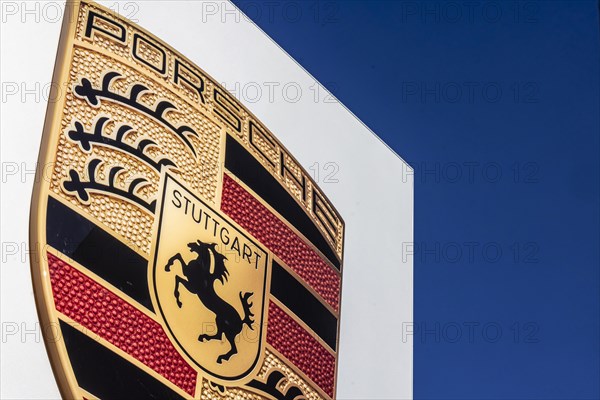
[221, 174, 340, 311]
[267, 302, 336, 397]
[47, 253, 197, 396]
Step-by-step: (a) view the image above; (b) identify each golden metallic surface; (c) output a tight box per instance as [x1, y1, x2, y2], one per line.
[49, 46, 222, 254]
[30, 1, 344, 398]
[150, 173, 270, 385]
[259, 350, 325, 400]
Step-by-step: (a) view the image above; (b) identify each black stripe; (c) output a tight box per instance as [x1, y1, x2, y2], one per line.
[225, 135, 341, 270]
[270, 260, 337, 351]
[46, 196, 152, 311]
[60, 320, 185, 400]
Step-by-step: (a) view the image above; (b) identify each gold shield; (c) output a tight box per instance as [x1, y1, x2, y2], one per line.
[151, 173, 269, 383]
[29, 1, 345, 399]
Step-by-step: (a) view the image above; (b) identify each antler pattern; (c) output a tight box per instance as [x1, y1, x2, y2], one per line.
[74, 71, 199, 157]
[62, 159, 157, 212]
[67, 117, 177, 173]
[248, 369, 307, 400]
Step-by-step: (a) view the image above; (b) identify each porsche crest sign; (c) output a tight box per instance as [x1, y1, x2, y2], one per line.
[30, 1, 345, 399]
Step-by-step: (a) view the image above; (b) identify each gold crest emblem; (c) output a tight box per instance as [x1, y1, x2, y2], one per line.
[29, 1, 345, 399]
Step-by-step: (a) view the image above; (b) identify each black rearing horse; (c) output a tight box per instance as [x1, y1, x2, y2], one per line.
[165, 240, 254, 364]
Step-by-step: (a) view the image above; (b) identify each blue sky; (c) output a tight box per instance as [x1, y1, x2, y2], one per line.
[232, 1, 600, 398]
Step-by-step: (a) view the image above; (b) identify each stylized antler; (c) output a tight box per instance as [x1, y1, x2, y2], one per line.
[62, 159, 156, 212]
[248, 369, 307, 400]
[67, 117, 177, 172]
[74, 71, 199, 157]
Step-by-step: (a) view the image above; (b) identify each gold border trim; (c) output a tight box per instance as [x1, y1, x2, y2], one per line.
[30, 2, 84, 398]
[30, 2, 345, 399]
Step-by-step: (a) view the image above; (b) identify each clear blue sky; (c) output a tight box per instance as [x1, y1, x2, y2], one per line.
[232, 1, 600, 398]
